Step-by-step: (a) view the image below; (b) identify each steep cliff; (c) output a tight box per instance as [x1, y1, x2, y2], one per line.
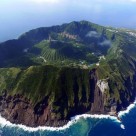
[0, 64, 136, 127]
[0, 67, 104, 127]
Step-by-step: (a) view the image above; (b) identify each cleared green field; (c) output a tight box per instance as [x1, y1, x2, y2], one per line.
[33, 40, 100, 65]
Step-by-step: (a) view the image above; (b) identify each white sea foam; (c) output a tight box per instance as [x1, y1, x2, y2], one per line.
[0, 114, 121, 132]
[120, 124, 125, 129]
[118, 100, 136, 117]
[0, 100, 136, 132]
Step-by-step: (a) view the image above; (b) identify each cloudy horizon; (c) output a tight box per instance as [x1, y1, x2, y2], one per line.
[0, 0, 136, 42]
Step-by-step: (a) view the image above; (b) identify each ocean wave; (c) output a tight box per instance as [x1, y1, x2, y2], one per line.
[120, 124, 125, 129]
[0, 114, 121, 132]
[0, 100, 136, 132]
[118, 100, 136, 117]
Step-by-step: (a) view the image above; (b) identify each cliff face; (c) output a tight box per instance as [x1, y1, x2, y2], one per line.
[89, 70, 105, 113]
[0, 65, 136, 127]
[0, 68, 106, 127]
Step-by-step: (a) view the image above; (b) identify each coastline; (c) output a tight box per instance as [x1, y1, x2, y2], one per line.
[118, 100, 136, 117]
[1, 100, 136, 132]
[0, 114, 121, 132]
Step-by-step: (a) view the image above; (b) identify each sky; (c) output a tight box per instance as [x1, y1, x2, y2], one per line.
[0, 0, 136, 42]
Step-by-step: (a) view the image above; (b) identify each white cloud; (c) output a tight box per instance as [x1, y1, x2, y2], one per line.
[99, 40, 111, 46]
[72, 0, 136, 4]
[2, 0, 136, 5]
[91, 0, 136, 2]
[30, 0, 60, 4]
[131, 0, 136, 2]
[28, 0, 136, 5]
[86, 31, 100, 38]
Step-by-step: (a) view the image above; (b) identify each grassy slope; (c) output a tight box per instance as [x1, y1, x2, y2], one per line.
[96, 31, 136, 108]
[0, 65, 90, 107]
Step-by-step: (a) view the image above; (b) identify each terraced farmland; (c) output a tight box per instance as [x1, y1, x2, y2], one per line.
[34, 40, 68, 62]
[32, 39, 100, 65]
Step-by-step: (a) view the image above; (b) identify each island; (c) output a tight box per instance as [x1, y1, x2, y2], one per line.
[0, 21, 136, 127]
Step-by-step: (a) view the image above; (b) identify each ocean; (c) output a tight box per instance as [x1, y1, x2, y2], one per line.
[0, 101, 136, 136]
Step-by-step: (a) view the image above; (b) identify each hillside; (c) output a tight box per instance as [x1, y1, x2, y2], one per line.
[0, 21, 136, 127]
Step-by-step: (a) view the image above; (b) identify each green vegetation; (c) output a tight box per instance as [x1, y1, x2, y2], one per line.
[0, 21, 112, 68]
[0, 68, 21, 93]
[0, 65, 90, 106]
[0, 20, 136, 114]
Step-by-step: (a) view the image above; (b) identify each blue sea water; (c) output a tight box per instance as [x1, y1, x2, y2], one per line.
[0, 102, 136, 136]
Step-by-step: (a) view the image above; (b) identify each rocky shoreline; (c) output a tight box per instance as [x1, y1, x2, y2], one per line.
[0, 68, 136, 128]
[0, 92, 69, 127]
[0, 90, 134, 128]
